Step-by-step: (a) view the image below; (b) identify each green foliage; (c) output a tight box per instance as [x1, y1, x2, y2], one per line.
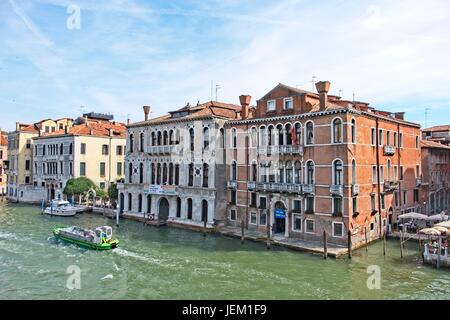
[108, 182, 118, 200]
[63, 177, 96, 196]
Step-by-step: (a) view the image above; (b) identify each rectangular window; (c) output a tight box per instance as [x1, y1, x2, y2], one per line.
[45, 126, 50, 133]
[259, 196, 267, 209]
[25, 160, 30, 171]
[416, 165, 420, 178]
[305, 219, 315, 233]
[102, 145, 109, 155]
[230, 209, 236, 221]
[25, 176, 30, 184]
[371, 194, 376, 212]
[116, 145, 123, 156]
[403, 190, 407, 205]
[230, 190, 236, 205]
[386, 131, 391, 146]
[394, 166, 398, 180]
[352, 196, 358, 214]
[293, 214, 302, 231]
[372, 166, 377, 184]
[250, 192, 257, 207]
[99, 182, 106, 190]
[283, 98, 293, 110]
[380, 166, 384, 183]
[400, 166, 404, 180]
[100, 162, 106, 177]
[414, 189, 419, 203]
[395, 191, 399, 207]
[26, 139, 31, 149]
[332, 222, 344, 237]
[370, 221, 375, 231]
[293, 199, 301, 213]
[267, 100, 276, 111]
[371, 128, 376, 145]
[81, 143, 86, 155]
[250, 212, 257, 225]
[117, 162, 122, 176]
[259, 212, 267, 226]
[80, 162, 86, 176]
[333, 197, 343, 215]
[394, 132, 398, 147]
[305, 196, 314, 213]
[399, 133, 403, 148]
[378, 129, 383, 146]
[381, 194, 385, 210]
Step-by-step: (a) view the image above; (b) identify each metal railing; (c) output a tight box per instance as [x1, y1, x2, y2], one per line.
[330, 185, 344, 196]
[352, 184, 360, 196]
[384, 145, 395, 156]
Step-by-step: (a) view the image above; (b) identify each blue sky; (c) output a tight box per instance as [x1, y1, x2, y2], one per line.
[0, 0, 449, 131]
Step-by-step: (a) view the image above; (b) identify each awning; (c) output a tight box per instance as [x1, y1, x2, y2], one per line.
[427, 214, 448, 222]
[398, 212, 429, 220]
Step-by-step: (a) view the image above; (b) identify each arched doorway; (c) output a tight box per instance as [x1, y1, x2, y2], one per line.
[50, 185, 55, 201]
[202, 200, 208, 222]
[158, 197, 170, 222]
[119, 193, 124, 214]
[274, 201, 287, 234]
[147, 195, 152, 213]
[388, 207, 393, 232]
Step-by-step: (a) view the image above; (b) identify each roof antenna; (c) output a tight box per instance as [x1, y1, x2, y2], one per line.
[311, 76, 317, 92]
[338, 89, 343, 97]
[352, 92, 356, 102]
[210, 80, 213, 102]
[215, 84, 221, 101]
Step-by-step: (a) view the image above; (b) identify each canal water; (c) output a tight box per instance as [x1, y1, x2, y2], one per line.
[1, 202, 450, 300]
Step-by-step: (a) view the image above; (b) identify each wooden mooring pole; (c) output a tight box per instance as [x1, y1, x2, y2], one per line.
[203, 218, 207, 237]
[383, 230, 386, 256]
[323, 231, 328, 259]
[437, 235, 441, 269]
[347, 230, 352, 259]
[266, 218, 271, 250]
[365, 227, 368, 253]
[240, 220, 245, 244]
[400, 231, 404, 259]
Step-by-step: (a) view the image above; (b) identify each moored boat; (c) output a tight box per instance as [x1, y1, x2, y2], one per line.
[44, 200, 77, 217]
[53, 225, 119, 250]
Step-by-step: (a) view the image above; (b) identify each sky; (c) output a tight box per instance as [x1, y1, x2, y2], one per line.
[0, 0, 449, 131]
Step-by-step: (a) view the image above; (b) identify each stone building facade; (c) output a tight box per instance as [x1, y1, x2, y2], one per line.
[118, 101, 241, 229]
[0, 131, 7, 195]
[32, 114, 126, 201]
[225, 82, 422, 249]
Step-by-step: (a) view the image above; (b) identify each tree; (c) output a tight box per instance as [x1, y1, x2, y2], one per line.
[108, 183, 118, 208]
[64, 177, 97, 197]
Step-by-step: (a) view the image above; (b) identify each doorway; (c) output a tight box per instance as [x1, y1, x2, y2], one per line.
[274, 201, 286, 234]
[158, 197, 170, 222]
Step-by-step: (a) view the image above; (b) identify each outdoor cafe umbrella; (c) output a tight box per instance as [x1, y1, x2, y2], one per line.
[398, 212, 429, 220]
[427, 214, 448, 222]
[433, 226, 448, 235]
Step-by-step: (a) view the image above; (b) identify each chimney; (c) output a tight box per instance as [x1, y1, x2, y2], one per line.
[143, 106, 151, 121]
[127, 117, 131, 126]
[315, 81, 331, 111]
[394, 112, 405, 120]
[239, 95, 251, 119]
[16, 122, 20, 131]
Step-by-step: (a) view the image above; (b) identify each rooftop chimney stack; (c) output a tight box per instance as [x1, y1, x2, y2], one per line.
[239, 95, 251, 120]
[143, 106, 151, 121]
[16, 122, 20, 131]
[315, 81, 331, 111]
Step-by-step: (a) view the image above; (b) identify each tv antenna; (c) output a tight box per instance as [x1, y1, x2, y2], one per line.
[215, 85, 221, 101]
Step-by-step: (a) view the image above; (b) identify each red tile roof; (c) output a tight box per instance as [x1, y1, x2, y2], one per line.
[421, 140, 450, 149]
[38, 120, 126, 139]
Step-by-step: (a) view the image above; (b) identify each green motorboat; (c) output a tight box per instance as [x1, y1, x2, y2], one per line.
[53, 225, 119, 250]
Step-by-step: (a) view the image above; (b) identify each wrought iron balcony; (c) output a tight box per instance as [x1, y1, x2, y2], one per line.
[330, 185, 344, 196]
[383, 145, 395, 156]
[247, 181, 256, 190]
[254, 182, 302, 194]
[352, 184, 360, 196]
[227, 180, 237, 189]
[302, 184, 315, 194]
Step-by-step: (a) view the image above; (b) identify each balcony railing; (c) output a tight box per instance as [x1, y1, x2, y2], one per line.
[247, 181, 256, 190]
[227, 180, 237, 189]
[384, 180, 399, 192]
[383, 145, 395, 156]
[330, 185, 344, 196]
[255, 182, 303, 194]
[148, 145, 177, 155]
[302, 184, 315, 194]
[352, 184, 360, 196]
[257, 145, 304, 156]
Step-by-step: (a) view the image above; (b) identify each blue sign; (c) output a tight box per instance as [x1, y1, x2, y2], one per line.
[275, 208, 286, 219]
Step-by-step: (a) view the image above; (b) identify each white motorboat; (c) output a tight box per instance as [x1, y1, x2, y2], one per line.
[44, 200, 77, 217]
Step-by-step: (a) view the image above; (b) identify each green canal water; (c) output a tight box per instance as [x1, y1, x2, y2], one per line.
[1, 202, 450, 300]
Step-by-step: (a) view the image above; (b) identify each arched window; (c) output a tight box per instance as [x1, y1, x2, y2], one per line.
[175, 164, 180, 185]
[169, 130, 174, 145]
[203, 163, 209, 188]
[151, 163, 155, 184]
[176, 197, 181, 218]
[140, 132, 144, 152]
[138, 194, 143, 213]
[157, 131, 162, 146]
[203, 127, 210, 149]
[268, 125, 274, 146]
[128, 163, 133, 183]
[163, 131, 168, 145]
[169, 163, 174, 185]
[333, 160, 343, 185]
[277, 124, 284, 146]
[202, 199, 208, 222]
[69, 143, 73, 155]
[157, 163, 161, 185]
[219, 128, 224, 148]
[285, 161, 293, 184]
[306, 122, 314, 145]
[285, 124, 293, 145]
[189, 128, 194, 151]
[187, 198, 193, 220]
[250, 127, 257, 148]
[151, 132, 156, 146]
[129, 134, 134, 153]
[231, 161, 237, 181]
[162, 163, 167, 185]
[188, 163, 194, 186]
[351, 119, 356, 143]
[259, 126, 267, 146]
[139, 163, 144, 184]
[60, 144, 64, 155]
[294, 123, 302, 145]
[294, 161, 302, 184]
[352, 160, 356, 185]
[333, 118, 343, 143]
[278, 161, 285, 183]
[306, 161, 314, 184]
[251, 161, 258, 182]
[231, 128, 237, 148]
[147, 195, 152, 213]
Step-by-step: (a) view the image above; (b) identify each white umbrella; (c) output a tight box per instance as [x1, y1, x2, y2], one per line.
[427, 214, 447, 222]
[419, 228, 442, 236]
[398, 212, 429, 220]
